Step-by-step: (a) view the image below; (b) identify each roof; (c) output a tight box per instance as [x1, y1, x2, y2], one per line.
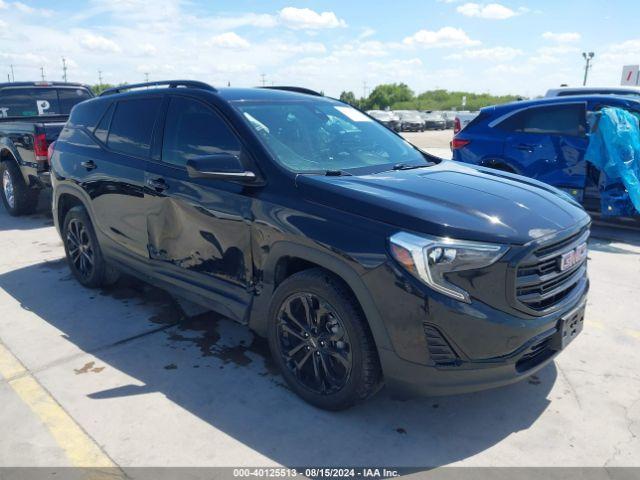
[0, 81, 90, 89]
[216, 87, 332, 102]
[546, 86, 640, 96]
[93, 81, 333, 103]
[483, 94, 640, 115]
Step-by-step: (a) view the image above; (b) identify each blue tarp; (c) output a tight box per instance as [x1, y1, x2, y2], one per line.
[585, 107, 640, 217]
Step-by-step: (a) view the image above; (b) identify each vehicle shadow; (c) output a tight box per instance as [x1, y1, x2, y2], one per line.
[0, 259, 557, 469]
[0, 190, 53, 231]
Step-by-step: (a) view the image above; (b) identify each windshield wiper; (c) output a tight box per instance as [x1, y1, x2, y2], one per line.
[391, 162, 432, 171]
[324, 169, 352, 176]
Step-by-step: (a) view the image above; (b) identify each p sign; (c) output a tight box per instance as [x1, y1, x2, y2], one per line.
[621, 65, 639, 86]
[36, 99, 51, 116]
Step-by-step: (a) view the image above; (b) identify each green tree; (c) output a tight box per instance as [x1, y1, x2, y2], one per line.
[364, 83, 414, 110]
[339, 90, 358, 107]
[90, 82, 129, 96]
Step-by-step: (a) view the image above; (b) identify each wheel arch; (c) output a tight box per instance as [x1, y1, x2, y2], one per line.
[53, 184, 95, 235]
[0, 147, 28, 183]
[249, 242, 392, 353]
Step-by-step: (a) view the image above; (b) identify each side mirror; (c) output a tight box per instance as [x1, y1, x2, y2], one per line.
[186, 153, 257, 183]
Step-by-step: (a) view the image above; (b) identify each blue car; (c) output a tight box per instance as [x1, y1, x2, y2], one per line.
[451, 95, 640, 213]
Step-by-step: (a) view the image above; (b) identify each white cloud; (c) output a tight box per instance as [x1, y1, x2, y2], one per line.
[359, 27, 376, 39]
[206, 13, 278, 30]
[278, 7, 346, 30]
[335, 40, 388, 57]
[457, 3, 518, 19]
[206, 32, 250, 49]
[448, 46, 523, 61]
[403, 27, 480, 48]
[272, 42, 326, 54]
[79, 33, 121, 53]
[542, 32, 581, 43]
[0, 0, 8, 8]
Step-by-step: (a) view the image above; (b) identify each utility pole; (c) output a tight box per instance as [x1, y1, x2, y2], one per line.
[582, 52, 594, 86]
[40, 66, 45, 81]
[9, 64, 14, 82]
[260, 73, 266, 87]
[62, 57, 68, 82]
[98, 70, 103, 85]
[362, 80, 368, 99]
[144, 72, 149, 82]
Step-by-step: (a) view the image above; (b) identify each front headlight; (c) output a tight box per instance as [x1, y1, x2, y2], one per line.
[389, 231, 508, 303]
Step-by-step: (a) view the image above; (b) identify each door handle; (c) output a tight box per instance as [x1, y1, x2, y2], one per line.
[516, 144, 535, 152]
[80, 160, 97, 170]
[146, 177, 168, 192]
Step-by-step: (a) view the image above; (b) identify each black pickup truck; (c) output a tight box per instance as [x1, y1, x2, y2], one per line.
[0, 82, 93, 215]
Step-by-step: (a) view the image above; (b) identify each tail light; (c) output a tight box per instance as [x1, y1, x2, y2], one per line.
[47, 141, 57, 161]
[34, 133, 49, 162]
[451, 137, 471, 150]
[453, 117, 461, 134]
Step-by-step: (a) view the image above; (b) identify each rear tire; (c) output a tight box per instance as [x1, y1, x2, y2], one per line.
[62, 206, 119, 288]
[1, 161, 39, 216]
[268, 269, 382, 410]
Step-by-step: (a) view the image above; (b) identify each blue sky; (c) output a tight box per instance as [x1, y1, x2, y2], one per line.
[1, 0, 639, 97]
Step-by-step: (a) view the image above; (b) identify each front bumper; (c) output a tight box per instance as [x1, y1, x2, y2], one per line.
[380, 296, 586, 396]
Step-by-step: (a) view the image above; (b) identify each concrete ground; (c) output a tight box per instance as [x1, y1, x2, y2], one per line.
[0, 177, 639, 473]
[401, 129, 454, 159]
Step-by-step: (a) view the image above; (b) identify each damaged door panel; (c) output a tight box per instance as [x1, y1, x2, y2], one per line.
[144, 94, 253, 322]
[501, 103, 589, 192]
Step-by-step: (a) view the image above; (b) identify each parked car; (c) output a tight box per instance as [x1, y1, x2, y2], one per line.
[366, 110, 400, 131]
[453, 111, 479, 134]
[420, 112, 446, 130]
[0, 81, 93, 215]
[396, 110, 425, 131]
[51, 81, 590, 410]
[439, 111, 456, 129]
[451, 95, 640, 214]
[546, 86, 640, 99]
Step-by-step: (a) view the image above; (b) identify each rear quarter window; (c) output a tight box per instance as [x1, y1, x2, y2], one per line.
[106, 97, 162, 158]
[68, 99, 109, 130]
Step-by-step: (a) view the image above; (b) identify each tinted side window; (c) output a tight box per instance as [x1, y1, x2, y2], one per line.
[161, 96, 241, 167]
[93, 103, 115, 144]
[499, 104, 584, 136]
[107, 98, 162, 158]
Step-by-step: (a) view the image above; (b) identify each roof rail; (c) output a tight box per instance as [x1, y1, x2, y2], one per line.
[99, 80, 216, 96]
[260, 86, 323, 97]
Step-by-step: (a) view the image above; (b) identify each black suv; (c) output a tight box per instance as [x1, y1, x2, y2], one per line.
[51, 81, 590, 410]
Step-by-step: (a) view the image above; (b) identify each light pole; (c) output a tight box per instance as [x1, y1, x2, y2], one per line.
[582, 52, 594, 86]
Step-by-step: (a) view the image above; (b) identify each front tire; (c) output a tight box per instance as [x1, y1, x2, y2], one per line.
[0, 161, 39, 216]
[62, 206, 119, 288]
[267, 269, 382, 410]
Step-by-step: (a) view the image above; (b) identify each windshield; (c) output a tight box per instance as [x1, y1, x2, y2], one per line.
[0, 87, 92, 118]
[236, 101, 426, 173]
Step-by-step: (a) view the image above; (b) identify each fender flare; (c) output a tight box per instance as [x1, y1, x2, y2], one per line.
[0, 145, 29, 184]
[52, 183, 96, 232]
[249, 241, 392, 352]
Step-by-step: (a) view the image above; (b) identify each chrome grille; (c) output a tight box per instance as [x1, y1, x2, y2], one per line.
[515, 227, 589, 313]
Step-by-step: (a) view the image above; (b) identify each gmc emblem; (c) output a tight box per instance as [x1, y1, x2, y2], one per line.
[560, 243, 587, 271]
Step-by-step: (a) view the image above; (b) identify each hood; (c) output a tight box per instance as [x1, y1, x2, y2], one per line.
[296, 161, 590, 245]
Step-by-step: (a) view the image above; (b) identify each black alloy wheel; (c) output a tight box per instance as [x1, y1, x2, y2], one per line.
[276, 293, 352, 395]
[65, 217, 95, 280]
